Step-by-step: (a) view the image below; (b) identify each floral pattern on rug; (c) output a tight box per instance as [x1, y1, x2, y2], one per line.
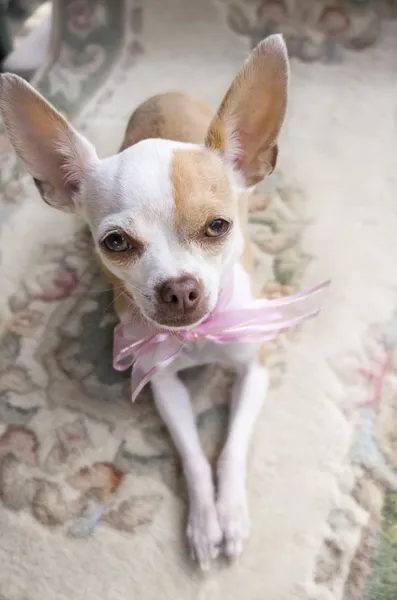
[219, 0, 397, 64]
[312, 312, 397, 600]
[0, 0, 143, 204]
[0, 172, 310, 541]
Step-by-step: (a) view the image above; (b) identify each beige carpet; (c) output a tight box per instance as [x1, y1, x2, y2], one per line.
[0, 1, 396, 599]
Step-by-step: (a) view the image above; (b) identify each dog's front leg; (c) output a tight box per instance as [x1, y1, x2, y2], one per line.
[151, 371, 222, 569]
[217, 353, 269, 558]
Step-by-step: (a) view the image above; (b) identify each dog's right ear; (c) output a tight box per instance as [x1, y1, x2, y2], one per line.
[0, 74, 98, 212]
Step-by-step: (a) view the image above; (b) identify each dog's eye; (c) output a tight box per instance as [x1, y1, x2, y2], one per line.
[205, 219, 230, 238]
[102, 232, 132, 252]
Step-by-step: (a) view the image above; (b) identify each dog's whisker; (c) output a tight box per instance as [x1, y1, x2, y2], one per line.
[89, 281, 150, 301]
[102, 290, 125, 314]
[100, 285, 150, 319]
[86, 281, 127, 293]
[127, 283, 151, 300]
[89, 286, 123, 294]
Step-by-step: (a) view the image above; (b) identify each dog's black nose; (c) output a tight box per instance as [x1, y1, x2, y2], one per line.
[159, 276, 200, 313]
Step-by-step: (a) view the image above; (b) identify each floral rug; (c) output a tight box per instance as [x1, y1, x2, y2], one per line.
[0, 1, 396, 599]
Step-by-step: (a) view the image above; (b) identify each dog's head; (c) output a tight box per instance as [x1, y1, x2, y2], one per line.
[0, 35, 288, 329]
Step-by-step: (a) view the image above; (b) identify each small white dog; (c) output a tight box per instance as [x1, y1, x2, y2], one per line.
[1, 35, 293, 568]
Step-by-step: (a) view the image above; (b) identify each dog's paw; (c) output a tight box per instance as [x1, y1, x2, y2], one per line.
[187, 500, 223, 570]
[217, 491, 250, 559]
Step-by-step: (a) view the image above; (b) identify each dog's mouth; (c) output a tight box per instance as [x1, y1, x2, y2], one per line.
[123, 283, 215, 331]
[143, 305, 212, 331]
[149, 313, 210, 331]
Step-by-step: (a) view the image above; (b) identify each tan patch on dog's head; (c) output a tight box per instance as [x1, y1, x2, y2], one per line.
[171, 148, 234, 240]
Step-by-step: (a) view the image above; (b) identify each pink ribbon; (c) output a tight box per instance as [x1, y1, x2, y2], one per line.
[113, 277, 330, 402]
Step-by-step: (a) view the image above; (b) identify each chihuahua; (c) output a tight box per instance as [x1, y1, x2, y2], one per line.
[0, 34, 288, 568]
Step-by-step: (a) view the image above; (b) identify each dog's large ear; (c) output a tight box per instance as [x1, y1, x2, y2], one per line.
[206, 34, 288, 187]
[0, 74, 98, 212]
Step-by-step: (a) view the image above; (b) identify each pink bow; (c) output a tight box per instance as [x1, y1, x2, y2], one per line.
[113, 278, 330, 402]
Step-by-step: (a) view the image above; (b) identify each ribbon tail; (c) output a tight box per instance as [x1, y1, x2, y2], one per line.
[130, 342, 184, 402]
[113, 323, 156, 371]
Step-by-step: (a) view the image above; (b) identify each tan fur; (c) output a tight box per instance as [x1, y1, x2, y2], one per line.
[120, 92, 214, 150]
[171, 148, 233, 238]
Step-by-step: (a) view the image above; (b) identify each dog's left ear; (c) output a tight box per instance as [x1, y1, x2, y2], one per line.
[0, 74, 98, 212]
[206, 34, 288, 187]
